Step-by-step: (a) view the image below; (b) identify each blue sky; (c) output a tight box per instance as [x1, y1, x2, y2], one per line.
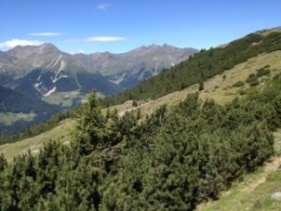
[1, 0, 280, 54]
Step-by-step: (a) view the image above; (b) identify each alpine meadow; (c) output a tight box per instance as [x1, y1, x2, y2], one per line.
[1, 26, 281, 210]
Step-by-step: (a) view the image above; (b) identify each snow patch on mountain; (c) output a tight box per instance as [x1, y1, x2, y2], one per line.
[51, 71, 69, 83]
[42, 55, 69, 83]
[34, 81, 49, 95]
[43, 86, 56, 97]
[37, 74, 41, 81]
[34, 81, 43, 90]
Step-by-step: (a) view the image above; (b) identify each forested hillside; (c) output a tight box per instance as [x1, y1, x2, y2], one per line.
[0, 85, 60, 135]
[103, 31, 281, 105]
[0, 71, 281, 210]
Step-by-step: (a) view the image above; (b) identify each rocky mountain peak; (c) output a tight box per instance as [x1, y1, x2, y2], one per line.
[6, 43, 60, 59]
[39, 43, 61, 54]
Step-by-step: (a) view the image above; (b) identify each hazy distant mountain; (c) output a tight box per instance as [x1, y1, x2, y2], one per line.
[98, 44, 197, 89]
[0, 43, 198, 105]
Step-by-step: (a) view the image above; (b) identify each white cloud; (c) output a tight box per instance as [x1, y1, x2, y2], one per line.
[88, 36, 126, 42]
[28, 32, 64, 36]
[65, 36, 126, 43]
[97, 3, 111, 10]
[0, 39, 44, 50]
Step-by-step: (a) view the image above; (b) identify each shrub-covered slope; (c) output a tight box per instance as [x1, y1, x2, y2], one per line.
[104, 30, 281, 105]
[0, 72, 281, 210]
[1, 28, 281, 210]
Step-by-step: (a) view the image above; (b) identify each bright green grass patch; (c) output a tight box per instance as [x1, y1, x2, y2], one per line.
[42, 90, 83, 107]
[202, 168, 281, 211]
[205, 171, 281, 211]
[0, 112, 36, 125]
[42, 91, 104, 107]
[0, 119, 75, 162]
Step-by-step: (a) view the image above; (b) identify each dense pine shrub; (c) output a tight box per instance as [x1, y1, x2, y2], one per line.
[232, 81, 245, 87]
[256, 68, 271, 77]
[1, 74, 281, 210]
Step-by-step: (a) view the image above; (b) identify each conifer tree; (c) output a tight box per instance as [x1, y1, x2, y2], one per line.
[74, 91, 107, 154]
[0, 153, 7, 172]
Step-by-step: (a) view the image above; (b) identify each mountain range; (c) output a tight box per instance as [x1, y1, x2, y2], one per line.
[0, 43, 197, 104]
[0, 43, 197, 135]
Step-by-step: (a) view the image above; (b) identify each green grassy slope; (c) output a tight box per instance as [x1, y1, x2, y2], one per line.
[0, 119, 74, 162]
[112, 50, 281, 117]
[103, 29, 281, 106]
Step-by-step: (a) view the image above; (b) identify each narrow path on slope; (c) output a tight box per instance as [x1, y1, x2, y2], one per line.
[197, 154, 281, 210]
[241, 155, 281, 193]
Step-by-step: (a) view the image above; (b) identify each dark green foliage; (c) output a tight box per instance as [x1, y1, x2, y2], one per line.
[0, 85, 58, 114]
[246, 73, 259, 86]
[249, 80, 260, 86]
[74, 91, 107, 154]
[100, 87, 278, 210]
[198, 80, 204, 91]
[0, 153, 7, 172]
[132, 100, 138, 107]
[232, 81, 245, 87]
[239, 89, 246, 95]
[256, 68, 271, 77]
[246, 73, 258, 83]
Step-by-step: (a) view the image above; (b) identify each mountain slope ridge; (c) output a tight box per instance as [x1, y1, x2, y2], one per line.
[0, 43, 197, 100]
[0, 43, 197, 134]
[102, 29, 281, 106]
